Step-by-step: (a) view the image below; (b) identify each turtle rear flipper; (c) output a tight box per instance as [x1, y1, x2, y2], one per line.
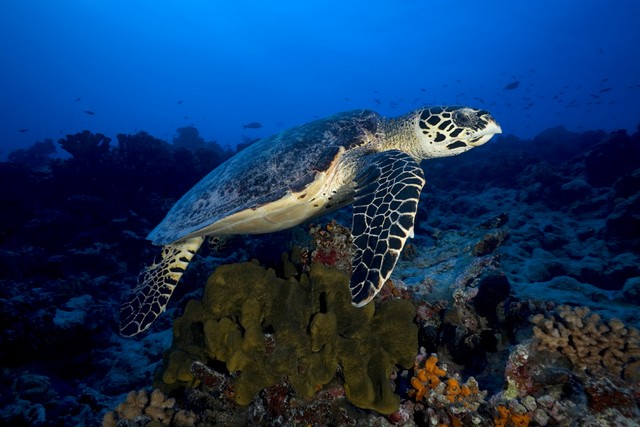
[350, 150, 425, 306]
[120, 236, 204, 336]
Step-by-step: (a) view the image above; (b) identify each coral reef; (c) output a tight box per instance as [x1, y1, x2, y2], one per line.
[408, 353, 486, 426]
[494, 403, 531, 427]
[7, 139, 56, 170]
[159, 260, 417, 414]
[2, 126, 639, 425]
[0, 129, 237, 426]
[531, 305, 640, 380]
[102, 388, 196, 427]
[59, 130, 112, 170]
[308, 219, 353, 276]
[484, 306, 640, 426]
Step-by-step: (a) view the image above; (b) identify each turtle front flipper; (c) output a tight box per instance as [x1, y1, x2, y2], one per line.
[350, 150, 425, 306]
[120, 236, 205, 336]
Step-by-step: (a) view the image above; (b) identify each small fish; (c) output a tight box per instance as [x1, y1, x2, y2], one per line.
[599, 87, 612, 93]
[473, 97, 485, 104]
[83, 110, 95, 115]
[374, 98, 382, 105]
[74, 97, 82, 102]
[18, 128, 28, 133]
[504, 81, 520, 90]
[242, 122, 262, 129]
[177, 100, 183, 104]
[420, 88, 426, 92]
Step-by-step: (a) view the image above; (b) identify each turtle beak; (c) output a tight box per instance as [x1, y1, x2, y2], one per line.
[468, 119, 502, 146]
[481, 119, 502, 136]
[491, 120, 502, 135]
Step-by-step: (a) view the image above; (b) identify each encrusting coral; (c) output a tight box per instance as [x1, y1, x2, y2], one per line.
[408, 353, 486, 425]
[102, 388, 196, 427]
[531, 305, 640, 380]
[493, 403, 531, 427]
[308, 219, 353, 276]
[158, 260, 417, 415]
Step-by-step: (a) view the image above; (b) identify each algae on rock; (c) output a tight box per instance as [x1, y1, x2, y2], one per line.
[159, 260, 417, 414]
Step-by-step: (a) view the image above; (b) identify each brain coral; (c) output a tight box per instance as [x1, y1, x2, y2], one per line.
[159, 260, 417, 414]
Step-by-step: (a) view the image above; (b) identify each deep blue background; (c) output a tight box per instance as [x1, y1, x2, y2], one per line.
[1, 0, 639, 157]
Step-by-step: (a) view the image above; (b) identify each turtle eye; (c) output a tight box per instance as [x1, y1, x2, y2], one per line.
[453, 110, 477, 128]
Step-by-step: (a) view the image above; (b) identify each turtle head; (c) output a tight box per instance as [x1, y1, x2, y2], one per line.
[413, 106, 502, 159]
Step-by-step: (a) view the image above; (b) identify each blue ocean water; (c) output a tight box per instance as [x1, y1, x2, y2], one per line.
[1, 1, 640, 426]
[1, 1, 639, 157]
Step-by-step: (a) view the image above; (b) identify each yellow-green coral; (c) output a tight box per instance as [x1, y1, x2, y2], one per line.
[159, 260, 417, 414]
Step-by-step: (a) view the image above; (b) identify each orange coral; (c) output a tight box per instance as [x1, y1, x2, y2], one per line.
[493, 404, 531, 427]
[494, 405, 509, 427]
[409, 354, 446, 401]
[409, 353, 486, 425]
[435, 418, 462, 427]
[409, 354, 485, 408]
[511, 413, 531, 427]
[445, 378, 472, 403]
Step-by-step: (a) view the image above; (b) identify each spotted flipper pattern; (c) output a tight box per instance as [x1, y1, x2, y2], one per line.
[350, 150, 425, 306]
[120, 236, 204, 336]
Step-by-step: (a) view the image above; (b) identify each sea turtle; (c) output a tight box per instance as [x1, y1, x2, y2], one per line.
[121, 106, 501, 336]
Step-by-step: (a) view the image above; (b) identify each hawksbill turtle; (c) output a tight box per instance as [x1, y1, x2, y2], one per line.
[121, 106, 501, 336]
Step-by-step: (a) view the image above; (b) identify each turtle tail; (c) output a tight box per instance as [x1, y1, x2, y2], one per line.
[120, 236, 205, 337]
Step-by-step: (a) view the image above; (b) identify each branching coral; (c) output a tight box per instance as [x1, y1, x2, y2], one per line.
[531, 305, 640, 380]
[59, 130, 112, 170]
[102, 388, 196, 427]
